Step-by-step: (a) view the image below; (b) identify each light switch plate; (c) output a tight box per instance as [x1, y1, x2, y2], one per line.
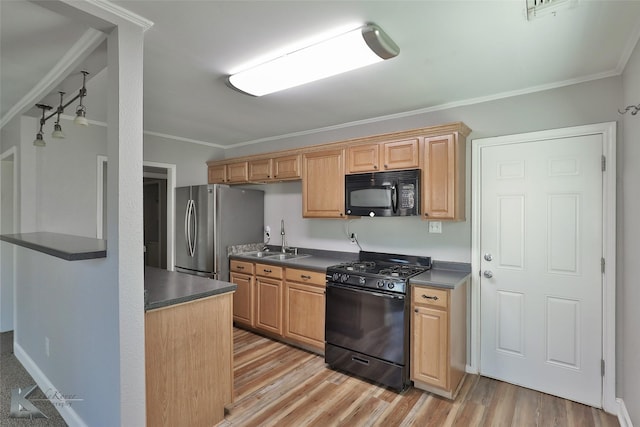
[428, 221, 442, 234]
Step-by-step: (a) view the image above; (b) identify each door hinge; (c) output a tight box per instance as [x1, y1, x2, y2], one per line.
[601, 359, 605, 377]
[602, 155, 606, 172]
[601, 257, 605, 273]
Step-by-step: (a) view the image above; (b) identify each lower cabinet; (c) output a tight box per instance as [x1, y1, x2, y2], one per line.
[411, 281, 467, 399]
[284, 268, 326, 351]
[229, 260, 325, 353]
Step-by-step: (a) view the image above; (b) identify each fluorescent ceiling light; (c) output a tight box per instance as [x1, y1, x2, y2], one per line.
[227, 23, 399, 97]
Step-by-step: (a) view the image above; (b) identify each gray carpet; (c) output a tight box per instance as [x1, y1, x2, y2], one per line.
[0, 331, 67, 426]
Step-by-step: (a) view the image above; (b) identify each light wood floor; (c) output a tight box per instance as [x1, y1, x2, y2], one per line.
[217, 328, 619, 427]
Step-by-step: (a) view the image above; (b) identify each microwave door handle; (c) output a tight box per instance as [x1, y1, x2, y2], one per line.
[391, 184, 398, 213]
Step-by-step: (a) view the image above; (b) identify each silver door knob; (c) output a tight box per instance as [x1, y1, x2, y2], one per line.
[484, 253, 493, 262]
[483, 270, 493, 278]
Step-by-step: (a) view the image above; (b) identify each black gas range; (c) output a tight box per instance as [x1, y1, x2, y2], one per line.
[324, 251, 431, 391]
[326, 251, 432, 294]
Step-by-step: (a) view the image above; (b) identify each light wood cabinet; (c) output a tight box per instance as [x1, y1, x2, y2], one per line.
[284, 268, 326, 351]
[254, 263, 283, 336]
[208, 162, 249, 184]
[422, 134, 466, 221]
[146, 293, 233, 427]
[248, 154, 302, 182]
[248, 158, 272, 181]
[230, 264, 254, 327]
[208, 164, 227, 184]
[226, 161, 249, 183]
[411, 283, 467, 399]
[273, 154, 301, 180]
[302, 149, 346, 218]
[347, 138, 419, 173]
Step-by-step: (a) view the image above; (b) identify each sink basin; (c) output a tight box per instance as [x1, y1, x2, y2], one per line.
[264, 253, 310, 260]
[242, 251, 272, 258]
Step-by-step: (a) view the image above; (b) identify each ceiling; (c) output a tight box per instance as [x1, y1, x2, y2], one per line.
[2, 1, 640, 149]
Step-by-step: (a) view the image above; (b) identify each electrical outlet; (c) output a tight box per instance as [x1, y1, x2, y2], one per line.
[45, 337, 50, 357]
[264, 225, 271, 239]
[350, 233, 357, 244]
[428, 221, 442, 234]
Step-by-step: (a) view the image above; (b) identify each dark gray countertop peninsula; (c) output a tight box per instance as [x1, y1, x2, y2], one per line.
[0, 232, 107, 261]
[144, 266, 237, 311]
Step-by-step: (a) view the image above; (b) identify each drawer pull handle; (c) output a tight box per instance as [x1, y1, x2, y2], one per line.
[263, 269, 272, 273]
[237, 266, 245, 270]
[352, 356, 369, 366]
[301, 275, 311, 279]
[422, 295, 439, 301]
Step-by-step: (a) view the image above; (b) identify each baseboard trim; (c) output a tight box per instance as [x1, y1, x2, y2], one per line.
[617, 398, 633, 427]
[13, 343, 88, 427]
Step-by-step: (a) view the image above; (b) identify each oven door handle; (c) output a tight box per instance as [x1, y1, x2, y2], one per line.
[327, 283, 405, 300]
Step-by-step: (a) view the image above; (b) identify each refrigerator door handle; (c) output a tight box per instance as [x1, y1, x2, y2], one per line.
[191, 199, 197, 256]
[184, 199, 192, 257]
[186, 199, 196, 257]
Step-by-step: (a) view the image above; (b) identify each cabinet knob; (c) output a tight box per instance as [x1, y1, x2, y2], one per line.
[373, 165, 378, 169]
[414, 308, 419, 313]
[384, 164, 388, 169]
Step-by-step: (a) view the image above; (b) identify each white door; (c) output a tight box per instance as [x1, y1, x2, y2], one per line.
[479, 133, 603, 407]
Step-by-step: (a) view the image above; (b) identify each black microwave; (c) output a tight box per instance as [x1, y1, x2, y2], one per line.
[345, 169, 420, 217]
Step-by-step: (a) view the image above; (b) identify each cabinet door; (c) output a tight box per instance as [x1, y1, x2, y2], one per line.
[412, 306, 449, 390]
[423, 134, 463, 220]
[302, 149, 345, 218]
[208, 165, 227, 184]
[284, 281, 325, 350]
[255, 277, 283, 336]
[273, 155, 301, 180]
[382, 138, 419, 170]
[226, 161, 249, 183]
[230, 272, 254, 327]
[248, 159, 272, 181]
[347, 143, 380, 173]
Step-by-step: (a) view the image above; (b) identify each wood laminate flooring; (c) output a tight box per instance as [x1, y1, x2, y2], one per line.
[217, 328, 619, 427]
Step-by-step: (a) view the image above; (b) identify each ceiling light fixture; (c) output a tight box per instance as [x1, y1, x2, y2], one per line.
[227, 23, 399, 97]
[33, 71, 90, 147]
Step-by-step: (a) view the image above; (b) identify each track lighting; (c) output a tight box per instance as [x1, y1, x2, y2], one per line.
[33, 71, 90, 146]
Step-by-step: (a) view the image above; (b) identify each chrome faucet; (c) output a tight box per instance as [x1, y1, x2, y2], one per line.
[280, 219, 287, 253]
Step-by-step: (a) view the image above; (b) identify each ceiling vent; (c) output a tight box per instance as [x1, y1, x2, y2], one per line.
[526, 0, 578, 20]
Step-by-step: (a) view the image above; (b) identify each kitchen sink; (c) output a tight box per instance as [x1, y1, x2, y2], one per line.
[241, 251, 310, 260]
[265, 253, 310, 260]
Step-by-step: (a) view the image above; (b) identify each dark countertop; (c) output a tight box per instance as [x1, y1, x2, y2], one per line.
[230, 250, 470, 289]
[144, 266, 237, 311]
[0, 232, 107, 261]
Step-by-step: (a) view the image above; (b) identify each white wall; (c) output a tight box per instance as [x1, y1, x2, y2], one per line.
[620, 38, 640, 425]
[144, 133, 223, 186]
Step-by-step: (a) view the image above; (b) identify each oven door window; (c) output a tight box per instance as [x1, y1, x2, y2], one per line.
[325, 284, 406, 365]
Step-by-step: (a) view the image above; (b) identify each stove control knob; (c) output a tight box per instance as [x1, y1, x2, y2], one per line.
[358, 277, 366, 285]
[341, 274, 350, 282]
[377, 280, 384, 288]
[388, 282, 395, 289]
[332, 273, 339, 282]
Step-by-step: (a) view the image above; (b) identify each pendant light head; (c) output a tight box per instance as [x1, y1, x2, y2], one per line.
[227, 23, 399, 97]
[33, 104, 52, 147]
[74, 71, 89, 126]
[51, 92, 65, 139]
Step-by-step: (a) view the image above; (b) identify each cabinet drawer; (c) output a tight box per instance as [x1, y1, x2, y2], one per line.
[412, 286, 448, 309]
[285, 268, 326, 287]
[255, 263, 283, 279]
[230, 260, 254, 274]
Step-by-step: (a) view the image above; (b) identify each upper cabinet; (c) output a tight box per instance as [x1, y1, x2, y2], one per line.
[347, 138, 419, 173]
[206, 122, 470, 221]
[302, 149, 345, 218]
[422, 133, 466, 221]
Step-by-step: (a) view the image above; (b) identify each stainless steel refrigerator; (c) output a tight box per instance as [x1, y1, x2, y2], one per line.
[175, 184, 264, 281]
